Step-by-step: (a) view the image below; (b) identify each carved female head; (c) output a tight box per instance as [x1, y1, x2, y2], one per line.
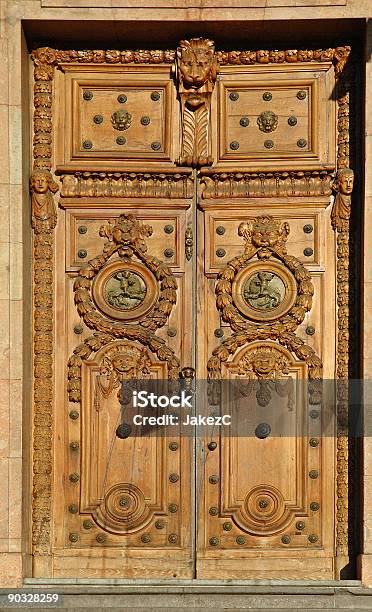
[30, 169, 58, 195]
[335, 167, 354, 195]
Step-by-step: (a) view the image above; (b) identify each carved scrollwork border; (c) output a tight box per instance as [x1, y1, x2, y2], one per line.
[31, 45, 350, 75]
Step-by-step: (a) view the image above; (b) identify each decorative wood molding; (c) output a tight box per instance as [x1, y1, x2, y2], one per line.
[215, 46, 351, 77]
[31, 49, 58, 559]
[69, 213, 180, 402]
[31, 46, 351, 77]
[208, 215, 322, 402]
[175, 38, 218, 168]
[200, 170, 333, 199]
[59, 171, 194, 199]
[333, 65, 353, 561]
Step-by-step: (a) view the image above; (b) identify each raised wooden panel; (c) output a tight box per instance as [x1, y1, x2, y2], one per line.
[55, 65, 178, 169]
[65, 210, 184, 272]
[202, 204, 326, 275]
[214, 63, 335, 170]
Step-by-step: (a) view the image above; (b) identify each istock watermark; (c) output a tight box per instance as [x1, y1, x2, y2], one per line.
[113, 379, 367, 439]
[133, 390, 193, 409]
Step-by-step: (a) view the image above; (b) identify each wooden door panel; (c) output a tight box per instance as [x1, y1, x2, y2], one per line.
[197, 204, 336, 578]
[213, 63, 335, 169]
[53, 204, 194, 578]
[54, 65, 178, 168]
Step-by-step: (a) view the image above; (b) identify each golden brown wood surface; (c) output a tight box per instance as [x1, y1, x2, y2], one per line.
[30, 40, 352, 580]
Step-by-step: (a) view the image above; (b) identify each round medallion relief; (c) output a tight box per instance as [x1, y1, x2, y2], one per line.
[232, 261, 297, 322]
[105, 271, 147, 310]
[93, 261, 158, 322]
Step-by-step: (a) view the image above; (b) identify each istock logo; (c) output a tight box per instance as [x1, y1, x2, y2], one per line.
[132, 390, 193, 409]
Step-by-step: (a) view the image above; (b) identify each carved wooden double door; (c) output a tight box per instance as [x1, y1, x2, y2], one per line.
[31, 40, 354, 579]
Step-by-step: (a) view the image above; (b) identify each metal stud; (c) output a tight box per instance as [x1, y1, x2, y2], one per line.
[288, 116, 298, 126]
[310, 502, 320, 512]
[258, 499, 269, 509]
[216, 226, 225, 235]
[264, 140, 274, 149]
[69, 532, 79, 542]
[83, 520, 93, 529]
[309, 437, 319, 447]
[116, 136, 126, 145]
[151, 91, 160, 101]
[78, 225, 87, 234]
[116, 423, 132, 439]
[169, 503, 178, 513]
[78, 249, 87, 259]
[209, 536, 219, 546]
[117, 94, 127, 104]
[168, 533, 178, 544]
[169, 442, 179, 451]
[167, 328, 177, 337]
[119, 496, 131, 508]
[281, 535, 291, 544]
[209, 475, 219, 484]
[214, 329, 224, 338]
[297, 90, 307, 100]
[229, 92, 239, 101]
[297, 138, 307, 148]
[69, 441, 79, 451]
[304, 248, 313, 257]
[169, 473, 179, 483]
[263, 92, 272, 101]
[83, 90, 93, 101]
[296, 521, 305, 531]
[69, 410, 79, 420]
[208, 441, 217, 451]
[255, 423, 271, 439]
[306, 326, 315, 335]
[68, 504, 78, 514]
[141, 116, 151, 126]
[141, 533, 151, 543]
[69, 472, 79, 483]
[236, 536, 246, 545]
[164, 224, 174, 234]
[96, 534, 106, 544]
[309, 470, 319, 479]
[310, 409, 319, 419]
[164, 248, 174, 258]
[82, 140, 92, 150]
[223, 521, 232, 531]
[308, 534, 319, 543]
[303, 223, 313, 234]
[209, 507, 218, 516]
[240, 117, 249, 127]
[216, 248, 226, 258]
[230, 141, 240, 151]
[74, 324, 83, 335]
[93, 115, 103, 124]
[155, 520, 165, 529]
[151, 141, 161, 151]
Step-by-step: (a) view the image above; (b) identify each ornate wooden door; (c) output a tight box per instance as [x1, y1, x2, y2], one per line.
[30, 40, 354, 580]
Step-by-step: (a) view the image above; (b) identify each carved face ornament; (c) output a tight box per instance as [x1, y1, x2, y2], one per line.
[111, 109, 132, 131]
[178, 38, 217, 90]
[257, 110, 278, 133]
[336, 168, 354, 195]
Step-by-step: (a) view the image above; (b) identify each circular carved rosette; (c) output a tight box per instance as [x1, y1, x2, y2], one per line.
[93, 261, 158, 322]
[94, 483, 152, 534]
[240, 485, 292, 536]
[232, 260, 297, 323]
